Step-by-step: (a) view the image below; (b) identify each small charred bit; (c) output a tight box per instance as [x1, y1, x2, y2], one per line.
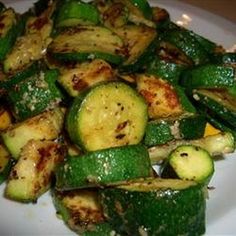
[115, 120, 128, 132]
[180, 152, 188, 157]
[10, 169, 19, 180]
[28, 16, 48, 31]
[115, 133, 126, 140]
[37, 143, 65, 171]
[72, 75, 89, 91]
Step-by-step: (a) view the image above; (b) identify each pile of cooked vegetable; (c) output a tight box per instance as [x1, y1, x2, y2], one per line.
[0, 0, 235, 235]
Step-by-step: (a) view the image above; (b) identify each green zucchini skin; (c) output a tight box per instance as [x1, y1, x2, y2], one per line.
[175, 86, 196, 113]
[211, 52, 236, 65]
[144, 114, 206, 147]
[161, 29, 209, 66]
[100, 178, 206, 236]
[193, 89, 236, 128]
[55, 144, 152, 190]
[146, 56, 187, 84]
[7, 69, 63, 121]
[161, 145, 214, 184]
[181, 64, 235, 90]
[66, 81, 148, 151]
[0, 62, 39, 93]
[0, 8, 18, 60]
[81, 223, 116, 236]
[144, 120, 174, 147]
[55, 0, 100, 27]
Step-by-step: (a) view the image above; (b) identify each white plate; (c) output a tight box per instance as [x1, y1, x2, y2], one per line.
[0, 0, 236, 235]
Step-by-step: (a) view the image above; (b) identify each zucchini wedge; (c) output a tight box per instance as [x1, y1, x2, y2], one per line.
[52, 189, 107, 234]
[161, 28, 209, 65]
[1, 108, 64, 159]
[57, 59, 115, 97]
[149, 132, 235, 164]
[66, 81, 147, 151]
[0, 62, 39, 92]
[136, 74, 194, 119]
[146, 55, 187, 84]
[3, 9, 53, 74]
[193, 89, 236, 128]
[144, 113, 206, 147]
[114, 25, 157, 72]
[161, 145, 214, 184]
[5, 140, 65, 202]
[48, 26, 125, 65]
[100, 177, 206, 236]
[7, 69, 63, 121]
[55, 144, 152, 190]
[96, 1, 128, 29]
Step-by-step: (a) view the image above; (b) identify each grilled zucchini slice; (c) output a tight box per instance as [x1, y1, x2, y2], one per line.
[1, 108, 64, 159]
[161, 145, 214, 184]
[114, 25, 157, 72]
[5, 140, 65, 202]
[3, 10, 53, 74]
[48, 26, 125, 65]
[66, 81, 147, 151]
[52, 189, 106, 234]
[137, 74, 192, 119]
[57, 59, 115, 97]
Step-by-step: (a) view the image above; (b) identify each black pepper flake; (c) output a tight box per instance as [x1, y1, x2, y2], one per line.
[180, 152, 188, 157]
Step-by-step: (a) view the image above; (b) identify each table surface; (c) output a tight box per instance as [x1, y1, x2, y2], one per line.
[178, 0, 236, 23]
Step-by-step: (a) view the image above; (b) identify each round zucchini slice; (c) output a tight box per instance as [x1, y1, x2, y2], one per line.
[161, 145, 214, 184]
[66, 81, 148, 151]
